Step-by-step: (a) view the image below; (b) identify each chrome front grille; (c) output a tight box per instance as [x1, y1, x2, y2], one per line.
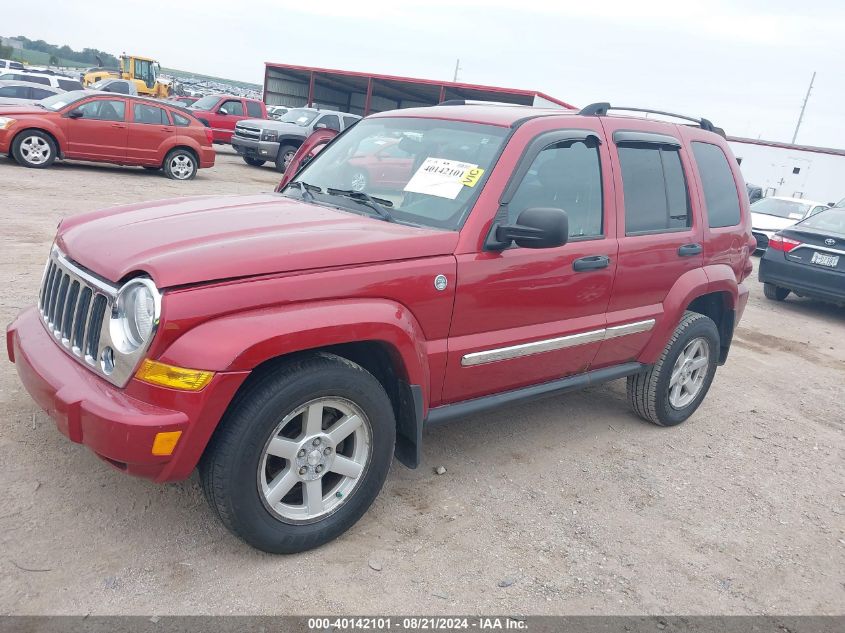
[38, 248, 117, 372]
[235, 125, 261, 140]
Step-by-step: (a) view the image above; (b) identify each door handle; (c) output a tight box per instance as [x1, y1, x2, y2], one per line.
[573, 255, 610, 271]
[678, 243, 702, 257]
[111, 123, 126, 128]
[161, 127, 174, 132]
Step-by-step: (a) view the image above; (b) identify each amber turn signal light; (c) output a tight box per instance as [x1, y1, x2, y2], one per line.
[151, 431, 182, 456]
[135, 359, 214, 391]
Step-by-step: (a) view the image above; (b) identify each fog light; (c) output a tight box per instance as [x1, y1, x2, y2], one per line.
[152, 431, 182, 456]
[134, 359, 214, 391]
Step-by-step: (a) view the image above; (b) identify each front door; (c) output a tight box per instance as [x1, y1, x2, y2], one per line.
[214, 98, 247, 142]
[443, 123, 618, 404]
[62, 97, 128, 161]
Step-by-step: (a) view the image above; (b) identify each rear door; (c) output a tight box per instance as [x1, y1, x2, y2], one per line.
[591, 119, 703, 368]
[62, 97, 128, 161]
[443, 119, 618, 404]
[127, 101, 174, 165]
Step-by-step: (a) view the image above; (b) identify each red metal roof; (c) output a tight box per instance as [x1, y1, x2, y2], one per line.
[264, 61, 576, 110]
[729, 136, 845, 158]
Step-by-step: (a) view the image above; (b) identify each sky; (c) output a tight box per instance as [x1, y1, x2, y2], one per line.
[4, 0, 845, 147]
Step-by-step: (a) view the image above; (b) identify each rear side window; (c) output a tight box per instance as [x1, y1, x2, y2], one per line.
[509, 139, 603, 238]
[246, 100, 263, 117]
[20, 74, 50, 85]
[58, 79, 83, 91]
[618, 144, 690, 234]
[0, 86, 27, 97]
[692, 142, 741, 228]
[172, 112, 191, 127]
[133, 103, 169, 124]
[30, 87, 55, 100]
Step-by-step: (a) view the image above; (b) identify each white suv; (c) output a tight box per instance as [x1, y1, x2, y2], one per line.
[0, 71, 83, 92]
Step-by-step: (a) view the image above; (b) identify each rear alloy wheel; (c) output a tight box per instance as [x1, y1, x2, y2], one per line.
[163, 149, 197, 180]
[200, 353, 395, 553]
[274, 144, 297, 173]
[243, 157, 266, 167]
[763, 283, 790, 301]
[627, 311, 719, 427]
[12, 131, 56, 169]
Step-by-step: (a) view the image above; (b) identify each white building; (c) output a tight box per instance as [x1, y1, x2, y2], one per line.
[728, 137, 845, 206]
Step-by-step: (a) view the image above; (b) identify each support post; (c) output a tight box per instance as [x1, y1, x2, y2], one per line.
[307, 71, 315, 108]
[364, 77, 373, 116]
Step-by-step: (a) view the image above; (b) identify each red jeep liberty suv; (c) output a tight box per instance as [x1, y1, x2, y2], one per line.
[7, 102, 754, 553]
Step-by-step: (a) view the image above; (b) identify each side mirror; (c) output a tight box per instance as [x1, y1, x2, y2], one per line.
[314, 123, 327, 130]
[67, 109, 83, 119]
[493, 207, 569, 249]
[217, 109, 228, 116]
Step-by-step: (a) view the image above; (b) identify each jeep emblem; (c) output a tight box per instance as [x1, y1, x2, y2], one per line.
[434, 274, 448, 291]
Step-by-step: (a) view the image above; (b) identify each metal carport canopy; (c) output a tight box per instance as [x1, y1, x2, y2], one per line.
[263, 62, 575, 116]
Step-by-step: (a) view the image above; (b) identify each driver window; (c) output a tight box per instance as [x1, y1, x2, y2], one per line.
[75, 99, 126, 122]
[508, 139, 603, 238]
[316, 115, 340, 131]
[220, 100, 244, 116]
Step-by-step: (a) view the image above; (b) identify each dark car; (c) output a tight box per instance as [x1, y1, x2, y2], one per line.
[759, 206, 845, 305]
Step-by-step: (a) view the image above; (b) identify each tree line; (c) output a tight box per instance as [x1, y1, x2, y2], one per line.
[2, 35, 119, 68]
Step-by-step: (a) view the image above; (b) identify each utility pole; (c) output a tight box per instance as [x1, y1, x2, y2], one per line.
[791, 71, 816, 144]
[452, 58, 461, 83]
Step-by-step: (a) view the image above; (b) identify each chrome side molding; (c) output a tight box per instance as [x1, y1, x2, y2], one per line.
[461, 319, 656, 367]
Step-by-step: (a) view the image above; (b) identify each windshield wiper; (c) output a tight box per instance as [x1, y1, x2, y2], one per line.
[325, 188, 395, 223]
[285, 180, 320, 202]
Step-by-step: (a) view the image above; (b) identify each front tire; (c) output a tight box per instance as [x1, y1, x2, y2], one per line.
[763, 283, 790, 301]
[200, 353, 396, 553]
[243, 157, 266, 167]
[12, 130, 57, 168]
[627, 311, 719, 427]
[274, 144, 297, 173]
[163, 148, 198, 180]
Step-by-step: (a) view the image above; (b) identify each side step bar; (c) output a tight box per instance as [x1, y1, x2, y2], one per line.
[425, 362, 645, 427]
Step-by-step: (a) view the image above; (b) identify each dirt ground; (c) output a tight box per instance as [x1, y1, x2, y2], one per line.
[0, 149, 842, 616]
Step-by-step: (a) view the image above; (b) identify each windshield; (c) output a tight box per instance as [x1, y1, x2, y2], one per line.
[834, 198, 845, 208]
[798, 207, 845, 236]
[750, 198, 810, 220]
[190, 95, 220, 111]
[286, 117, 509, 230]
[40, 90, 88, 110]
[279, 108, 319, 126]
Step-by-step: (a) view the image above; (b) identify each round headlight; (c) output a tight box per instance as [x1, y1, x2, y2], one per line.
[110, 279, 159, 353]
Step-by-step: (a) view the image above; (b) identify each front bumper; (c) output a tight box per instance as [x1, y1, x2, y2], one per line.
[759, 253, 845, 304]
[7, 307, 248, 482]
[231, 135, 280, 161]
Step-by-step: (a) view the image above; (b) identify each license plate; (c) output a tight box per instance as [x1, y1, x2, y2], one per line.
[811, 251, 839, 268]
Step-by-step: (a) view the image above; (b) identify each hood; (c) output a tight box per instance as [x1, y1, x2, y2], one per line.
[56, 193, 458, 288]
[751, 211, 801, 233]
[0, 104, 49, 115]
[237, 118, 307, 134]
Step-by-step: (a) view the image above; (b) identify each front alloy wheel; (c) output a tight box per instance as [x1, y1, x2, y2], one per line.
[12, 131, 57, 168]
[258, 397, 372, 523]
[200, 353, 395, 553]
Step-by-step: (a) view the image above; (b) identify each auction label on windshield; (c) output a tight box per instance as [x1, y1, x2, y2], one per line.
[404, 157, 485, 199]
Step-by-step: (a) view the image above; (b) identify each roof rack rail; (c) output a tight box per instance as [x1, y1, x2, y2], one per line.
[437, 99, 529, 107]
[579, 102, 718, 133]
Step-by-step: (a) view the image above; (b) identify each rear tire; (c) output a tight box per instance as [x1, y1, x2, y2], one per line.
[627, 311, 719, 427]
[200, 353, 395, 554]
[12, 130, 57, 169]
[243, 157, 266, 167]
[763, 283, 790, 301]
[274, 144, 298, 173]
[163, 148, 197, 180]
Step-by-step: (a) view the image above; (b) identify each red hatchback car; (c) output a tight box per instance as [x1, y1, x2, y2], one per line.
[0, 91, 215, 180]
